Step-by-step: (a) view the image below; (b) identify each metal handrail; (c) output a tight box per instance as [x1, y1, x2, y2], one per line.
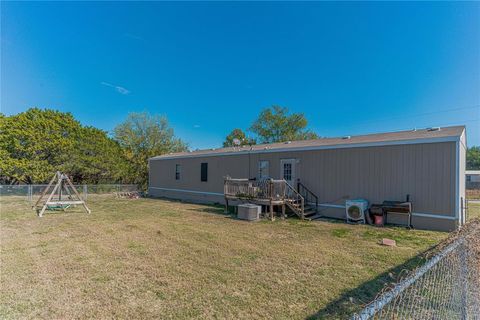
[297, 181, 318, 214]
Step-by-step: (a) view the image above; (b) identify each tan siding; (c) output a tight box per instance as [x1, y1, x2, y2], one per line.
[150, 141, 457, 217]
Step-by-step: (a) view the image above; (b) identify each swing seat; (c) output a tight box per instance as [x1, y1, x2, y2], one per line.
[46, 204, 71, 211]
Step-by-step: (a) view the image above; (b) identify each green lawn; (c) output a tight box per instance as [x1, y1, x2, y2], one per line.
[0, 196, 448, 319]
[468, 201, 480, 220]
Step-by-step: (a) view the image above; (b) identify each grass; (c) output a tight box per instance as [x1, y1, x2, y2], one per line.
[466, 189, 480, 200]
[0, 196, 449, 319]
[468, 201, 480, 220]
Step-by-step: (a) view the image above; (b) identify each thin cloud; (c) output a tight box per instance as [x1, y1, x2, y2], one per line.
[101, 82, 130, 95]
[193, 124, 201, 128]
[124, 33, 144, 41]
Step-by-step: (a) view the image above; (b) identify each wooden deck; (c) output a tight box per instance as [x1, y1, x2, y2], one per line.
[224, 178, 309, 220]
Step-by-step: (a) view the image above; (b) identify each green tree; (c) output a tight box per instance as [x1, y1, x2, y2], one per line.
[65, 126, 130, 184]
[114, 112, 188, 188]
[0, 108, 79, 184]
[250, 105, 318, 144]
[223, 128, 256, 147]
[467, 146, 480, 170]
[0, 108, 129, 184]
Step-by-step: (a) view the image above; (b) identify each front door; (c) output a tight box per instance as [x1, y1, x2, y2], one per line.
[280, 159, 296, 187]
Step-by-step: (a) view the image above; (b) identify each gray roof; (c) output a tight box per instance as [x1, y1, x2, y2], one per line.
[151, 125, 465, 160]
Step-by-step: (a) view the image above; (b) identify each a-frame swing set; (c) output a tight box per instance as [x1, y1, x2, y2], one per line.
[33, 171, 91, 217]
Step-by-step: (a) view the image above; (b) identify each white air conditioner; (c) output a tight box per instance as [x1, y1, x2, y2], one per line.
[345, 199, 369, 224]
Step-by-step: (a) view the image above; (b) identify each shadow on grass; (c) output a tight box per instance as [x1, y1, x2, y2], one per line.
[189, 206, 232, 216]
[306, 248, 433, 320]
[148, 196, 238, 218]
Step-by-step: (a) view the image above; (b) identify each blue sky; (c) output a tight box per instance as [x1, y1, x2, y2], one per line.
[1, 1, 479, 148]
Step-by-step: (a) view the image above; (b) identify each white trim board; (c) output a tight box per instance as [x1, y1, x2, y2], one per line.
[150, 136, 459, 160]
[313, 203, 456, 220]
[455, 140, 460, 224]
[150, 187, 457, 220]
[149, 187, 224, 196]
[411, 212, 457, 221]
[319, 203, 345, 209]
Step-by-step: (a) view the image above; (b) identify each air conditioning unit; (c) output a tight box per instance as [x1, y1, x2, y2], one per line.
[345, 199, 369, 224]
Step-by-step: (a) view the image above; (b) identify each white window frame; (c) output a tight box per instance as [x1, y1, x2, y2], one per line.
[175, 164, 181, 180]
[280, 158, 296, 185]
[258, 160, 270, 179]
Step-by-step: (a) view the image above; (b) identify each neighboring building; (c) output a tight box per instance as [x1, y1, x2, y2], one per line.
[466, 170, 480, 183]
[149, 126, 467, 231]
[466, 170, 480, 190]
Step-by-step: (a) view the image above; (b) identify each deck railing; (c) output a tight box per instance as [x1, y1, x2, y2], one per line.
[224, 178, 286, 201]
[224, 177, 305, 219]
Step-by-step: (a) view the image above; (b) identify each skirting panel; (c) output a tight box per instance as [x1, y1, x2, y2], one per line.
[148, 187, 458, 231]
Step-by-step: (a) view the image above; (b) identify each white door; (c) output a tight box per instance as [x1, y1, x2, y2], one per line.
[280, 159, 296, 186]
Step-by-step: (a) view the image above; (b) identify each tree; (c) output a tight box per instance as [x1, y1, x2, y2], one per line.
[223, 128, 256, 147]
[0, 108, 80, 184]
[65, 126, 130, 184]
[467, 146, 480, 170]
[114, 112, 188, 188]
[250, 105, 318, 144]
[0, 108, 130, 184]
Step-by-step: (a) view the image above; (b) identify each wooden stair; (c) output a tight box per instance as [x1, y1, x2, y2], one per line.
[285, 201, 320, 220]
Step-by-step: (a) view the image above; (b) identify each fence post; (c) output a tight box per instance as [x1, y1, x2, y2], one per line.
[28, 185, 33, 202]
[83, 185, 87, 200]
[460, 242, 468, 320]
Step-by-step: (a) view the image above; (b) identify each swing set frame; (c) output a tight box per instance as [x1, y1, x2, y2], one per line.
[33, 171, 91, 217]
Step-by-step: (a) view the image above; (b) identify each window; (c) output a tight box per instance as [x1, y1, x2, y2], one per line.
[467, 175, 471, 182]
[258, 160, 269, 179]
[201, 163, 208, 182]
[175, 164, 181, 180]
[283, 163, 292, 181]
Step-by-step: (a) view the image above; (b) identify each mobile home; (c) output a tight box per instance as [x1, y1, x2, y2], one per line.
[149, 126, 467, 231]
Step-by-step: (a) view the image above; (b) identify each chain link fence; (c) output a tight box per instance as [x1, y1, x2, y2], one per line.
[0, 184, 138, 202]
[352, 220, 480, 320]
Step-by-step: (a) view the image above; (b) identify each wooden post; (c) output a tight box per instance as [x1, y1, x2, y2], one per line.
[38, 178, 62, 217]
[224, 198, 229, 214]
[301, 198, 305, 220]
[269, 179, 274, 221]
[270, 202, 274, 221]
[59, 178, 63, 201]
[64, 175, 91, 214]
[282, 204, 286, 220]
[33, 172, 58, 208]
